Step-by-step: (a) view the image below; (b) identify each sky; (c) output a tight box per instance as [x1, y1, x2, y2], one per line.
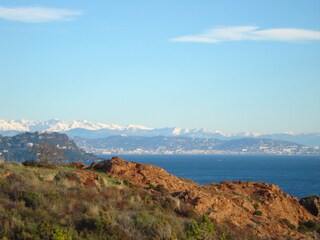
[0, 0, 320, 133]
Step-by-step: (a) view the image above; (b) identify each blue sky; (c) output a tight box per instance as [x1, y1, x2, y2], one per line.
[0, 0, 320, 133]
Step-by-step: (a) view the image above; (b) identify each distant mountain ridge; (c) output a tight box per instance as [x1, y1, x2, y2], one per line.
[0, 119, 320, 146]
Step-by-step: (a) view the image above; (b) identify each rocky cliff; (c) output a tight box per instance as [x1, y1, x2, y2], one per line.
[93, 156, 318, 239]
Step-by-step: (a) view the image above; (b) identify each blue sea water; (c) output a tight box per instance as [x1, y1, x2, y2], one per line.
[101, 154, 320, 199]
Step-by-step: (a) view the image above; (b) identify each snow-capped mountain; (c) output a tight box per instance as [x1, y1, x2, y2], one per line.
[0, 119, 152, 132]
[0, 119, 320, 146]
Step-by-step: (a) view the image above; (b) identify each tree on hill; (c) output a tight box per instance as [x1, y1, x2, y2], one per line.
[33, 142, 66, 167]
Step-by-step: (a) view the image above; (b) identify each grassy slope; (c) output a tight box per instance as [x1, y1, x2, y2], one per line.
[0, 162, 240, 240]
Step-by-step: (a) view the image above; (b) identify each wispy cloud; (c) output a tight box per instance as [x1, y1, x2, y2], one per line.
[171, 26, 320, 43]
[0, 6, 82, 23]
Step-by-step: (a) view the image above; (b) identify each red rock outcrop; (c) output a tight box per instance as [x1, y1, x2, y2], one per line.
[99, 156, 318, 239]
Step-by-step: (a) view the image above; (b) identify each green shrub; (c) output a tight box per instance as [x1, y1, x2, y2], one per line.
[54, 171, 80, 182]
[13, 226, 34, 240]
[185, 215, 216, 239]
[298, 220, 319, 232]
[51, 227, 72, 240]
[148, 184, 168, 194]
[132, 211, 177, 238]
[37, 222, 54, 240]
[281, 219, 296, 230]
[75, 217, 106, 233]
[22, 160, 39, 167]
[303, 220, 317, 229]
[123, 179, 132, 187]
[185, 219, 200, 238]
[91, 161, 106, 170]
[0, 159, 5, 169]
[162, 196, 179, 211]
[199, 214, 215, 238]
[253, 210, 262, 216]
[18, 191, 41, 209]
[155, 184, 168, 194]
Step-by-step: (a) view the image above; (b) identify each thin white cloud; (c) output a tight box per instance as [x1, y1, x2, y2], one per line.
[171, 26, 320, 43]
[0, 6, 82, 23]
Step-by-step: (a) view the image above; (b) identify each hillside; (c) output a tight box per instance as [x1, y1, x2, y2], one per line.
[0, 161, 240, 240]
[0, 132, 97, 162]
[0, 157, 319, 239]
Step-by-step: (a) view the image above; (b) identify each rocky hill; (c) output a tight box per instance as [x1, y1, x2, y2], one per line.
[92, 157, 319, 239]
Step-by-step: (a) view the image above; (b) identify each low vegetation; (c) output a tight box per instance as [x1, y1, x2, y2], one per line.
[0, 162, 237, 240]
[298, 220, 320, 235]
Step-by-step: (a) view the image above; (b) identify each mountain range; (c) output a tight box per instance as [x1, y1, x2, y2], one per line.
[1, 119, 320, 146]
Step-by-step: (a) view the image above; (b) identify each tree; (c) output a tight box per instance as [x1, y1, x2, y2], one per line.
[33, 142, 66, 167]
[0, 155, 5, 168]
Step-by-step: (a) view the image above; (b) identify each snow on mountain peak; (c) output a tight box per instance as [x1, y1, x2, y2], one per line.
[240, 132, 262, 137]
[0, 119, 154, 132]
[0, 119, 28, 131]
[172, 128, 181, 135]
[280, 131, 296, 136]
[125, 124, 154, 131]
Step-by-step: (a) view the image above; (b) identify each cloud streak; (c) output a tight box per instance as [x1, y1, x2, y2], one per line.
[171, 26, 320, 43]
[0, 6, 82, 23]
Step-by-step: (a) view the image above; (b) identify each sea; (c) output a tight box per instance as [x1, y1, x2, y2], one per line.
[99, 154, 320, 199]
